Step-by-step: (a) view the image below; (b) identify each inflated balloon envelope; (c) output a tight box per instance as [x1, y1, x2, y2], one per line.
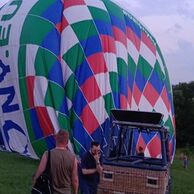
[0, 0, 175, 161]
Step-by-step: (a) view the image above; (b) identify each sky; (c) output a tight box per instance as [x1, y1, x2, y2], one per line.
[1, 0, 194, 85]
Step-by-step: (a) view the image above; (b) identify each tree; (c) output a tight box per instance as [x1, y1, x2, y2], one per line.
[173, 81, 194, 147]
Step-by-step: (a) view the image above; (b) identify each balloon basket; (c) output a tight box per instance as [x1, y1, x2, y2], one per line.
[98, 164, 169, 194]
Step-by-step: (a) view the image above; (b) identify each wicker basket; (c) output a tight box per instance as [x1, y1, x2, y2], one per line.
[98, 164, 169, 194]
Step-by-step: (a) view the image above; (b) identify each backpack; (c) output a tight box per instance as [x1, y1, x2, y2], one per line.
[31, 150, 52, 194]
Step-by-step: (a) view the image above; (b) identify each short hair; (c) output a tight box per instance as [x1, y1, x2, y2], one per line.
[56, 130, 69, 144]
[91, 141, 100, 148]
[138, 146, 143, 152]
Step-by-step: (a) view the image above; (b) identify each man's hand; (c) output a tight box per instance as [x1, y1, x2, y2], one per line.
[94, 153, 103, 174]
[96, 162, 103, 174]
[93, 153, 100, 162]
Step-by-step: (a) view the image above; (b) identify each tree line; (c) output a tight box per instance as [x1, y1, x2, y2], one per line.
[173, 81, 194, 148]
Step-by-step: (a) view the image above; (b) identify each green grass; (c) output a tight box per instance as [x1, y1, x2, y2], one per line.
[0, 151, 194, 194]
[171, 156, 194, 194]
[0, 151, 38, 194]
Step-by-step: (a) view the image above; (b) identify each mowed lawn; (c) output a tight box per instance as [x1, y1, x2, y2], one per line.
[0, 151, 38, 194]
[171, 156, 194, 194]
[0, 151, 194, 194]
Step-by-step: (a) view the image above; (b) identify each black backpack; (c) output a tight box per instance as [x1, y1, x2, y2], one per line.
[31, 150, 52, 194]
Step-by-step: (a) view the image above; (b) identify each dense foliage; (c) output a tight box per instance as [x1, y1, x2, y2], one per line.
[173, 81, 194, 148]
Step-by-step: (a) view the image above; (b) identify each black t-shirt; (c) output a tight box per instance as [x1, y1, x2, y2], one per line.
[80, 151, 102, 184]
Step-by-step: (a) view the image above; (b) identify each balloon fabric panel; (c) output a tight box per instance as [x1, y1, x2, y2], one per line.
[0, 0, 175, 160]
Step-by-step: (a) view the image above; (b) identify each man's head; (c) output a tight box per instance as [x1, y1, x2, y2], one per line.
[56, 130, 69, 146]
[90, 141, 100, 156]
[138, 146, 144, 153]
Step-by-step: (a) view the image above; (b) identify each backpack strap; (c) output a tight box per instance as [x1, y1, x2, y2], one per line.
[45, 150, 51, 173]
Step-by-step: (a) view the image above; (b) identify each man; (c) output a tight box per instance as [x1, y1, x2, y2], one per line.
[33, 130, 78, 194]
[79, 141, 103, 194]
[137, 146, 144, 157]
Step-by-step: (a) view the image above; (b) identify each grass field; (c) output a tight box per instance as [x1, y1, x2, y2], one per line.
[0, 151, 38, 194]
[0, 151, 194, 194]
[171, 157, 194, 194]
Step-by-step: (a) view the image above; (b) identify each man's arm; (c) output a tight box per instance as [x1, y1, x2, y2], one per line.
[32, 152, 47, 185]
[96, 162, 103, 174]
[82, 153, 103, 175]
[82, 168, 97, 175]
[94, 153, 103, 174]
[72, 158, 79, 194]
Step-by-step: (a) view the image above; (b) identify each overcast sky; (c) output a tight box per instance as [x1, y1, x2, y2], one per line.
[1, 0, 194, 85]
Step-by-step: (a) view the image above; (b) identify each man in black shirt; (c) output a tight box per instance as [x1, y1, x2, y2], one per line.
[79, 141, 103, 194]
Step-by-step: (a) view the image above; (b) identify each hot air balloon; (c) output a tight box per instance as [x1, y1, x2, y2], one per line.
[0, 0, 175, 160]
